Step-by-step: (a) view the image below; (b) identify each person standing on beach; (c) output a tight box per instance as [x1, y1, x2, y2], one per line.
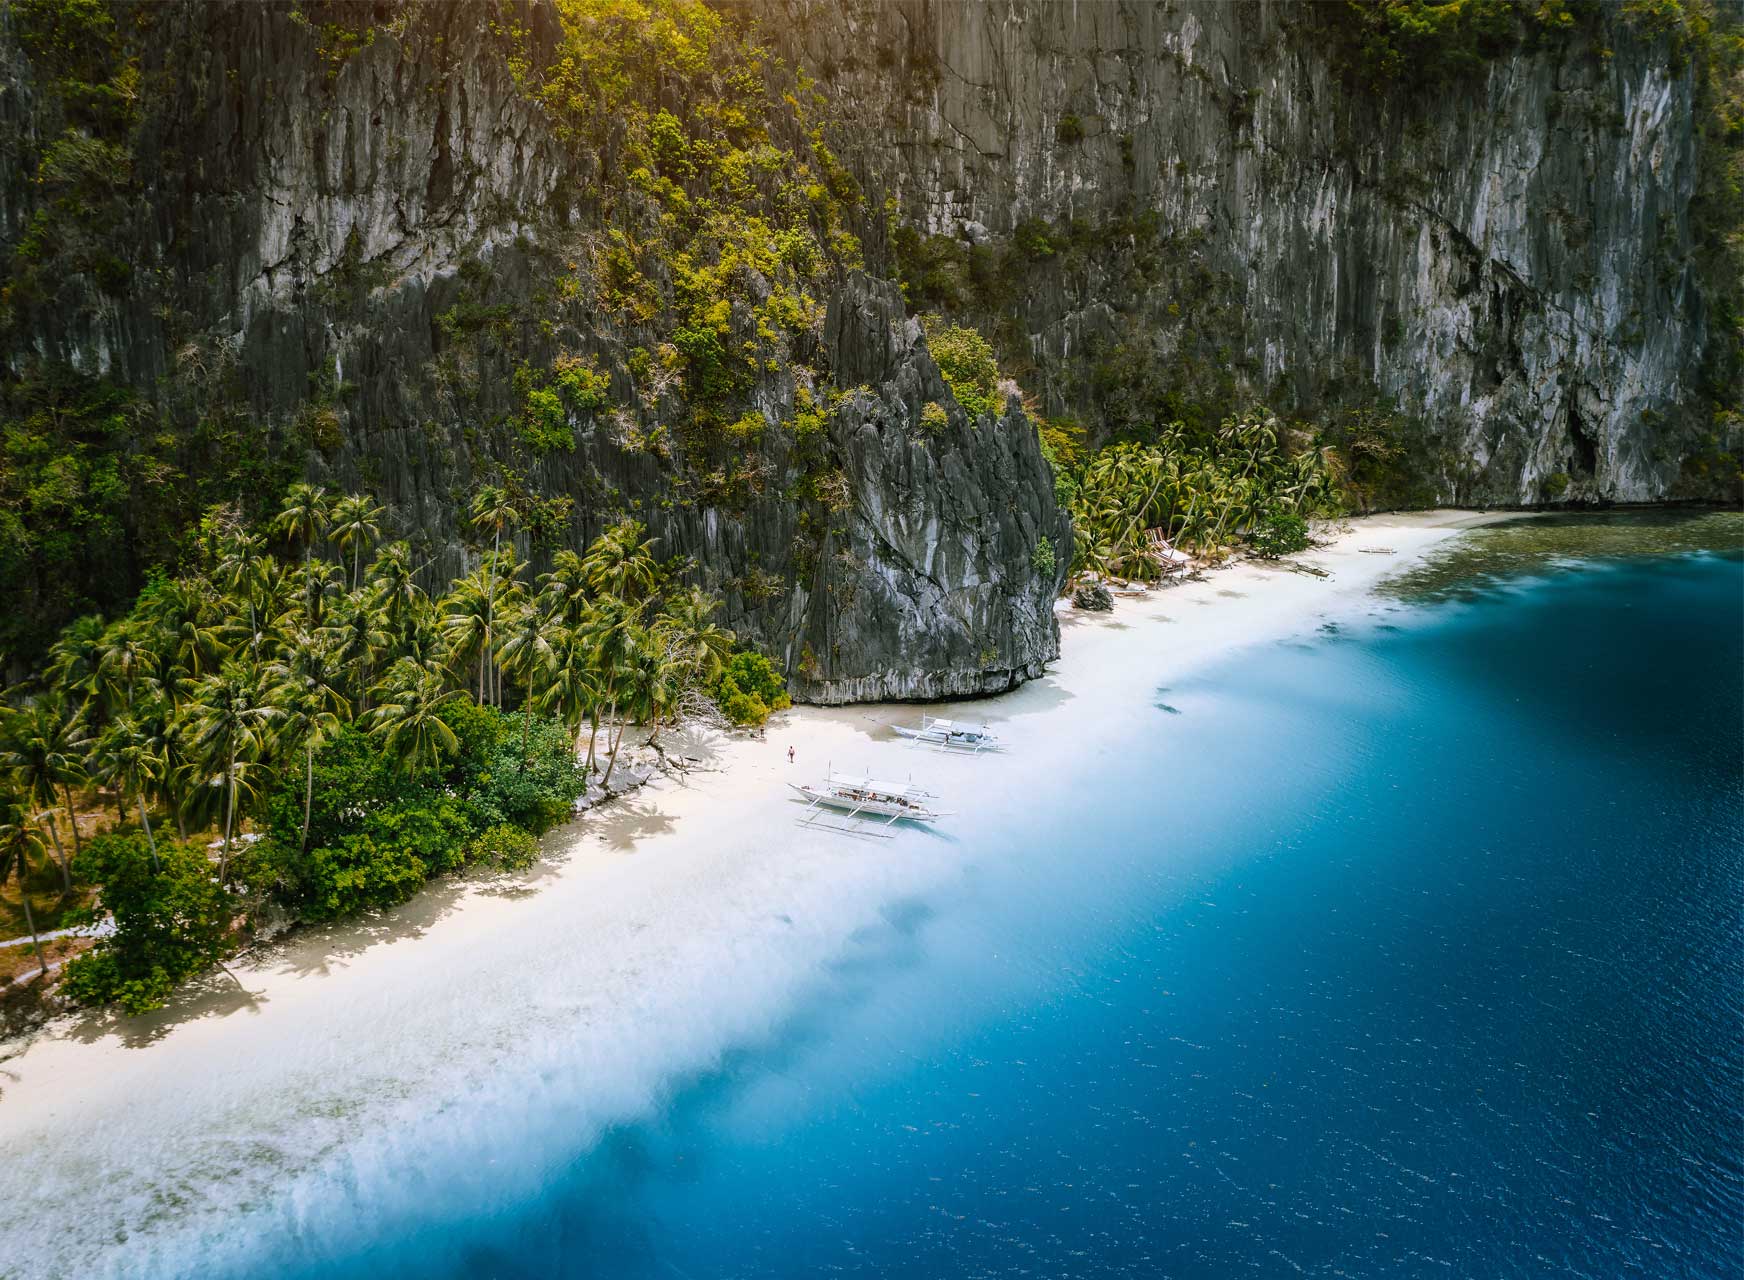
[788, 746, 795, 764]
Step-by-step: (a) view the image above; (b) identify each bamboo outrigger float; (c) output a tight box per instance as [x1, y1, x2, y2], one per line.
[790, 772, 950, 837]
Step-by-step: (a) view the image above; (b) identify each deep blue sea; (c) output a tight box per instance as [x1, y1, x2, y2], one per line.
[280, 532, 1742, 1279]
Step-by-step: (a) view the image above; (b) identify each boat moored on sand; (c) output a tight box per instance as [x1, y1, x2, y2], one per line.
[790, 772, 949, 833]
[892, 716, 1002, 753]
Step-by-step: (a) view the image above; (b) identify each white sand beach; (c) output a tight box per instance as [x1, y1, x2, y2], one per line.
[0, 510, 1510, 1278]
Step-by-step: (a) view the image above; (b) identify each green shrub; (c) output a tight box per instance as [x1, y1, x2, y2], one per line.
[521, 386, 573, 452]
[62, 834, 235, 1014]
[1248, 509, 1312, 558]
[922, 319, 1002, 418]
[1057, 113, 1085, 145]
[469, 824, 541, 871]
[553, 355, 611, 412]
[918, 401, 948, 435]
[1032, 536, 1058, 578]
[1543, 471, 1571, 500]
[713, 650, 791, 726]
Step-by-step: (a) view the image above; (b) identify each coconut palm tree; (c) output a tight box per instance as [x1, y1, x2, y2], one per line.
[215, 529, 274, 657]
[537, 625, 604, 761]
[331, 493, 385, 590]
[266, 631, 352, 846]
[296, 558, 346, 629]
[187, 663, 278, 874]
[367, 661, 464, 775]
[496, 593, 556, 766]
[581, 518, 659, 603]
[0, 803, 51, 977]
[44, 614, 106, 708]
[470, 486, 520, 706]
[653, 586, 734, 689]
[0, 699, 88, 890]
[368, 541, 426, 649]
[272, 483, 332, 566]
[90, 716, 166, 870]
[438, 570, 493, 704]
[322, 594, 391, 712]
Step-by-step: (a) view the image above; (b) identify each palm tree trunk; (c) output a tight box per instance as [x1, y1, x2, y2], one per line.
[303, 742, 315, 849]
[42, 818, 71, 892]
[485, 533, 498, 707]
[61, 783, 81, 857]
[586, 706, 600, 770]
[18, 875, 46, 978]
[135, 771, 160, 872]
[220, 745, 236, 877]
[601, 702, 623, 787]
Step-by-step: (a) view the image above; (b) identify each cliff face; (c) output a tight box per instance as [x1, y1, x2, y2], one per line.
[0, 0, 1733, 685]
[774, 0, 1737, 506]
[0, 0, 1069, 696]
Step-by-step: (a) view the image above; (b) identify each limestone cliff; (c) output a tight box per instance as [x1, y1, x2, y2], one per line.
[774, 0, 1740, 506]
[0, 0, 1069, 695]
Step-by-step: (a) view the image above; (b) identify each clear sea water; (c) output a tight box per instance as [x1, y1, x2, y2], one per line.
[254, 521, 1741, 1278]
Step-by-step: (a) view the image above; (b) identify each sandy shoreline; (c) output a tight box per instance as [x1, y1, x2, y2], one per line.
[0, 509, 1514, 1277]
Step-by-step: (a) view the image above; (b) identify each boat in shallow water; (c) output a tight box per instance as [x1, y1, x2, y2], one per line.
[790, 772, 948, 831]
[892, 716, 1002, 753]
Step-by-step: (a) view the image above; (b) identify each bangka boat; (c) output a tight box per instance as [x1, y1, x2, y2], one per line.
[892, 716, 1002, 753]
[790, 772, 948, 835]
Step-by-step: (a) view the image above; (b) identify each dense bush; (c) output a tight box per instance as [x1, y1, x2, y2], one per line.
[62, 834, 235, 1014]
[1248, 510, 1312, 559]
[922, 319, 1003, 419]
[263, 706, 584, 920]
[468, 824, 541, 871]
[713, 651, 791, 726]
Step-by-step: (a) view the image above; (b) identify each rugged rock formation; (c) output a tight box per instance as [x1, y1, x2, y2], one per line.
[773, 0, 1740, 505]
[0, 0, 1069, 695]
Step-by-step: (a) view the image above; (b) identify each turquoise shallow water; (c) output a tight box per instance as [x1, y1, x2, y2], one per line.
[254, 534, 1741, 1279]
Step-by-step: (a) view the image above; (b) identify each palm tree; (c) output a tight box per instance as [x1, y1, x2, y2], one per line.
[367, 541, 426, 648]
[0, 804, 51, 977]
[470, 486, 520, 706]
[367, 661, 464, 775]
[538, 625, 604, 760]
[496, 594, 556, 766]
[216, 529, 272, 656]
[295, 558, 346, 629]
[272, 483, 332, 566]
[187, 663, 278, 874]
[438, 570, 493, 704]
[0, 699, 88, 890]
[331, 493, 385, 590]
[653, 586, 734, 689]
[267, 633, 351, 849]
[322, 594, 391, 711]
[44, 614, 106, 708]
[90, 716, 166, 870]
[537, 549, 592, 628]
[581, 518, 659, 602]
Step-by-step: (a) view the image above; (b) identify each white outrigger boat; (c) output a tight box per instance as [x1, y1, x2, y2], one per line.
[892, 715, 1002, 754]
[790, 772, 949, 836]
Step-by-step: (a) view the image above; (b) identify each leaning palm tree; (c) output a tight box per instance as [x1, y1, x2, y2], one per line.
[470, 486, 520, 706]
[653, 586, 735, 690]
[44, 614, 106, 708]
[187, 663, 279, 874]
[366, 661, 465, 776]
[0, 803, 51, 978]
[0, 699, 88, 891]
[330, 493, 385, 590]
[90, 716, 166, 870]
